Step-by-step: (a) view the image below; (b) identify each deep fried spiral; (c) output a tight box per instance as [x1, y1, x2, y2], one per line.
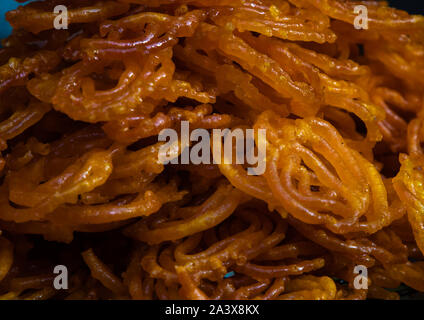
[0, 0, 423, 300]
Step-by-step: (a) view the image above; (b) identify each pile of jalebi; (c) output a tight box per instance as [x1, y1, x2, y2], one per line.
[0, 0, 424, 300]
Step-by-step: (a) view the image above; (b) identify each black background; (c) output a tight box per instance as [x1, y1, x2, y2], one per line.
[388, 0, 422, 14]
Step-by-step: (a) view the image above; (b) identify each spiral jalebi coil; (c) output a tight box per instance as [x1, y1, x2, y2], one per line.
[0, 0, 424, 300]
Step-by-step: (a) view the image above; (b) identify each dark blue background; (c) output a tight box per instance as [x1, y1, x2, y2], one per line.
[0, 0, 422, 39]
[389, 0, 422, 14]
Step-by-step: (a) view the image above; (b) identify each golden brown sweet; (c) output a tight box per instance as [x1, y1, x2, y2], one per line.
[0, 0, 423, 300]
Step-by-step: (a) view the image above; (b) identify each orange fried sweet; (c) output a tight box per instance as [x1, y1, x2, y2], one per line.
[0, 0, 423, 301]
